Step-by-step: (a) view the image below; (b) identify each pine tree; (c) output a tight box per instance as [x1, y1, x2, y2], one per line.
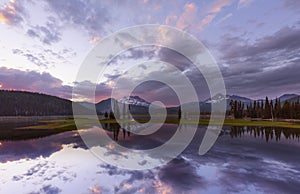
[264, 96, 271, 119]
[282, 101, 291, 119]
[178, 106, 182, 120]
[104, 112, 108, 119]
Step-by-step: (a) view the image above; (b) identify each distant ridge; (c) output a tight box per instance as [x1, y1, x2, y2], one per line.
[0, 90, 299, 116]
[0, 90, 89, 116]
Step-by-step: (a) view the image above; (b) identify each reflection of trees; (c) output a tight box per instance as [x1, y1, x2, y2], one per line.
[229, 126, 300, 142]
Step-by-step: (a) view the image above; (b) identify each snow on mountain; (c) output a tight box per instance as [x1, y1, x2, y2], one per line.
[204, 94, 252, 104]
[118, 96, 150, 107]
[204, 93, 229, 104]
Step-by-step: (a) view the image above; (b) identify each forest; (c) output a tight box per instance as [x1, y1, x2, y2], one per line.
[230, 97, 300, 119]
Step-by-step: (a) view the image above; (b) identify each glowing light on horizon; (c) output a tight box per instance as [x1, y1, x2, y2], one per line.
[108, 80, 115, 88]
[90, 36, 101, 43]
[0, 12, 9, 24]
[0, 83, 2, 88]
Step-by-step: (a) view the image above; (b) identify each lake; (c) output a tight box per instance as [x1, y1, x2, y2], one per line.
[0, 124, 300, 194]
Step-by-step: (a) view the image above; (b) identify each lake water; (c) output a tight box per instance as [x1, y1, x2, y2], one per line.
[0, 124, 300, 194]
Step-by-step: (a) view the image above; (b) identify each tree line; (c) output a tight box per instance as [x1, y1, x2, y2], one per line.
[0, 90, 91, 116]
[230, 96, 300, 119]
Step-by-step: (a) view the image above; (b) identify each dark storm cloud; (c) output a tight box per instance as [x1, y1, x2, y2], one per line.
[158, 47, 210, 100]
[45, 0, 110, 38]
[150, 25, 300, 100]
[0, 67, 72, 99]
[218, 25, 300, 98]
[221, 26, 300, 60]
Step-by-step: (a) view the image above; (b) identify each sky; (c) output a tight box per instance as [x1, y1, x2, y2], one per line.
[0, 0, 299, 104]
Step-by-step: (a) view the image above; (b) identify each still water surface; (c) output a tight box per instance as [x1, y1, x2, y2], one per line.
[0, 124, 300, 194]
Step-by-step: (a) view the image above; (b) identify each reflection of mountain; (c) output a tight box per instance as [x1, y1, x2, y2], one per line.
[1, 90, 299, 116]
[225, 126, 300, 142]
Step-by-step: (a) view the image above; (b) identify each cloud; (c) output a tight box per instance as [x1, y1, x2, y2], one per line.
[30, 185, 62, 194]
[12, 49, 50, 67]
[12, 47, 74, 68]
[26, 17, 61, 45]
[215, 13, 233, 25]
[220, 26, 300, 62]
[176, 2, 198, 31]
[45, 0, 110, 38]
[199, 0, 232, 30]
[72, 80, 114, 102]
[0, 67, 72, 99]
[0, 0, 25, 26]
[217, 25, 300, 98]
[237, 0, 255, 9]
[158, 157, 206, 191]
[282, 0, 300, 12]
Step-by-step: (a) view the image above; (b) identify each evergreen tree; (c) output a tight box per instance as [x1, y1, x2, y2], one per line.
[264, 96, 271, 119]
[104, 112, 108, 119]
[178, 106, 182, 120]
[282, 101, 291, 119]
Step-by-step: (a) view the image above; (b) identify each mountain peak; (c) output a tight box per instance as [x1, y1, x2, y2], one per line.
[279, 94, 299, 102]
[118, 96, 150, 107]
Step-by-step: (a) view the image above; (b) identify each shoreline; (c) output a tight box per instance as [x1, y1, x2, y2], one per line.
[0, 116, 72, 123]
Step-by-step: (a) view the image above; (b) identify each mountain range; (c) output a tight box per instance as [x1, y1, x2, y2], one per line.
[0, 90, 299, 116]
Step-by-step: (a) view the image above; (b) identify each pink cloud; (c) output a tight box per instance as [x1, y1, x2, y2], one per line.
[0, 67, 114, 102]
[198, 0, 232, 30]
[0, 67, 72, 99]
[0, 0, 24, 26]
[175, 2, 198, 31]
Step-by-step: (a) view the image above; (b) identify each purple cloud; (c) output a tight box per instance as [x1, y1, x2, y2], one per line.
[0, 67, 72, 99]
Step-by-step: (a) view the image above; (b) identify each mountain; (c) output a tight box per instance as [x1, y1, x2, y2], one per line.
[118, 96, 150, 107]
[95, 98, 116, 113]
[278, 94, 299, 102]
[77, 101, 95, 110]
[0, 90, 69, 116]
[288, 96, 300, 103]
[0, 90, 93, 116]
[1, 90, 299, 117]
[202, 94, 252, 111]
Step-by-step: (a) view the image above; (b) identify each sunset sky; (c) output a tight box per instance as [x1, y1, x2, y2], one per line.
[0, 0, 299, 103]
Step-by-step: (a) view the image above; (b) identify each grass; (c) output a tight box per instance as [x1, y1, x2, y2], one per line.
[1, 117, 300, 141]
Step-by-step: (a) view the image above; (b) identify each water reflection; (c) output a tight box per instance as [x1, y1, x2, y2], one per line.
[101, 122, 131, 141]
[227, 126, 300, 142]
[0, 124, 300, 193]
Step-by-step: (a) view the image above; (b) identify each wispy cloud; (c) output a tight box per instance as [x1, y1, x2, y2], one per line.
[176, 2, 198, 31]
[199, 0, 232, 30]
[215, 13, 233, 25]
[26, 17, 61, 45]
[237, 0, 255, 9]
